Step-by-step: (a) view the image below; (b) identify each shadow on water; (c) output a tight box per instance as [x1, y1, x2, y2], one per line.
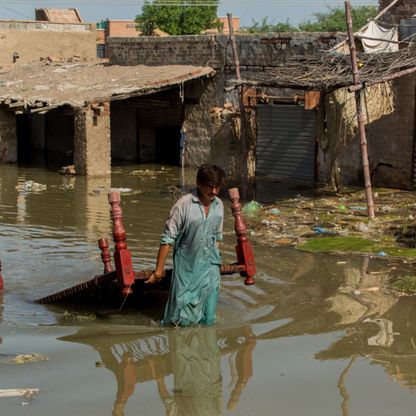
[2, 164, 416, 415]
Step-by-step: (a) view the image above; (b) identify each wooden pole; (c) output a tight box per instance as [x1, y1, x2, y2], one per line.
[0, 260, 3, 291]
[228, 13, 250, 197]
[227, 13, 241, 80]
[345, 0, 375, 219]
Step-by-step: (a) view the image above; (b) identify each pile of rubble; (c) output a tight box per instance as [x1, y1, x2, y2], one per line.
[243, 187, 416, 258]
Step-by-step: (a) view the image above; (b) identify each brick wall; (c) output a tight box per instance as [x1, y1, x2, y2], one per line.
[108, 33, 343, 69]
[0, 20, 96, 65]
[379, 0, 416, 24]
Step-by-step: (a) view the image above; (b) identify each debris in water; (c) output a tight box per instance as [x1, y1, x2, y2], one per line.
[59, 165, 76, 175]
[16, 181, 47, 192]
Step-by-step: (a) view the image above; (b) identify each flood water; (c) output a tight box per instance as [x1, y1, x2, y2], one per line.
[1, 163, 416, 416]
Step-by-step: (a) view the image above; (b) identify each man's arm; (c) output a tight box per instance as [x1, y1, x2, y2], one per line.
[146, 243, 171, 284]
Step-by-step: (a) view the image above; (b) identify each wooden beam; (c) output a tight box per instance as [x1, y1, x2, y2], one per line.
[0, 388, 39, 398]
[30, 105, 58, 114]
[8, 101, 25, 108]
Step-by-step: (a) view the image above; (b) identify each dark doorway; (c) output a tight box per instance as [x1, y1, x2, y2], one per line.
[16, 113, 32, 163]
[155, 126, 181, 165]
[16, 108, 74, 167]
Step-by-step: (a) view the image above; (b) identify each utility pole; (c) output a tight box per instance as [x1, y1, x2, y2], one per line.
[227, 13, 250, 197]
[345, 0, 375, 219]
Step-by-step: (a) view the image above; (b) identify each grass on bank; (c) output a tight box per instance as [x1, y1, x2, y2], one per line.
[298, 236, 416, 258]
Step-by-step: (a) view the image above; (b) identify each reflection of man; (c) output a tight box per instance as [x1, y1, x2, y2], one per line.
[112, 352, 137, 416]
[149, 327, 223, 416]
[108, 326, 257, 416]
[226, 328, 256, 411]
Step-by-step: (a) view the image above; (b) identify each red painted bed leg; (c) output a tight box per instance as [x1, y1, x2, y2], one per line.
[98, 238, 114, 274]
[108, 192, 134, 296]
[0, 260, 4, 291]
[229, 188, 256, 285]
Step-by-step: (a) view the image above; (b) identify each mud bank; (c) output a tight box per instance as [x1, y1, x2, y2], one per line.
[244, 187, 416, 259]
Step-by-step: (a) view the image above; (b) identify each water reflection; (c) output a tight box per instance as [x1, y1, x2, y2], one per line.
[2, 164, 416, 415]
[61, 325, 256, 416]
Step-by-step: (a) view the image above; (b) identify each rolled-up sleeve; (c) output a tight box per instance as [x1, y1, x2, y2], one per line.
[215, 200, 224, 242]
[160, 202, 184, 245]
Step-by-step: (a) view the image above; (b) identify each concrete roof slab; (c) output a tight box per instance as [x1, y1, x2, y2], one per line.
[0, 61, 215, 109]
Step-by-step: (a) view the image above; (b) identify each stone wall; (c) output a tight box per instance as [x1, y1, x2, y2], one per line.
[0, 108, 16, 162]
[0, 20, 96, 65]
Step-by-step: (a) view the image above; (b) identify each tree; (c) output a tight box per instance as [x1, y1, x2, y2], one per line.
[243, 6, 378, 33]
[136, 0, 221, 36]
[298, 5, 378, 32]
[244, 17, 298, 33]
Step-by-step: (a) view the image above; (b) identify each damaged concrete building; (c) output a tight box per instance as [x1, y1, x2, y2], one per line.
[1, 2, 416, 192]
[0, 62, 214, 175]
[0, 32, 343, 187]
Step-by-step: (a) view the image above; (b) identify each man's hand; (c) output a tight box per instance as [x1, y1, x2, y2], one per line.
[145, 272, 163, 285]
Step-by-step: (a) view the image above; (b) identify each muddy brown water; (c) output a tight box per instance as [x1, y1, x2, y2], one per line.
[1, 164, 416, 416]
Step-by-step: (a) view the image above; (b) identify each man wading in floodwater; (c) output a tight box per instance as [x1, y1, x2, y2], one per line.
[146, 164, 226, 326]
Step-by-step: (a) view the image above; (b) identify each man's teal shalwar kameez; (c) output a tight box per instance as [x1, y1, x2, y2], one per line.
[160, 191, 223, 326]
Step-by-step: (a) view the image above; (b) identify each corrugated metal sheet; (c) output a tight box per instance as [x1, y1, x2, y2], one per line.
[256, 104, 316, 184]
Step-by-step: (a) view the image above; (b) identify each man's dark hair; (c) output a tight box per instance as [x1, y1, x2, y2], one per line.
[197, 164, 226, 188]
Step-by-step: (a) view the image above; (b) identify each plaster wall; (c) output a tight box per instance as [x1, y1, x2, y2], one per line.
[0, 109, 16, 162]
[107, 20, 139, 37]
[318, 75, 415, 190]
[0, 20, 96, 65]
[74, 104, 111, 176]
[183, 76, 225, 168]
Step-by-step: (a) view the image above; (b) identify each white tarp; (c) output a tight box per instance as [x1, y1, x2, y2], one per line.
[358, 20, 398, 53]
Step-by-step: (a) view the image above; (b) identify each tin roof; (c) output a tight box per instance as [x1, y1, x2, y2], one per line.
[0, 61, 215, 111]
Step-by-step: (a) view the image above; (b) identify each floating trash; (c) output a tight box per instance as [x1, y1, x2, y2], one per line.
[242, 200, 262, 214]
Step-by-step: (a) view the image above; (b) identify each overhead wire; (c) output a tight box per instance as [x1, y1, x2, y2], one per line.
[0, 0, 378, 5]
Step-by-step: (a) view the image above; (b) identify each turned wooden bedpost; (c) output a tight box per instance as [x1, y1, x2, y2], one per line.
[228, 188, 256, 285]
[98, 238, 114, 274]
[0, 260, 3, 291]
[108, 192, 134, 296]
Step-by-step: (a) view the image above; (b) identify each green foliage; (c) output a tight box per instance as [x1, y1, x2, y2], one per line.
[243, 6, 377, 33]
[245, 17, 298, 33]
[298, 6, 378, 32]
[391, 275, 416, 292]
[299, 236, 377, 253]
[136, 0, 220, 35]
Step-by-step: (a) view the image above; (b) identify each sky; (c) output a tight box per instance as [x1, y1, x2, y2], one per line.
[0, 0, 380, 27]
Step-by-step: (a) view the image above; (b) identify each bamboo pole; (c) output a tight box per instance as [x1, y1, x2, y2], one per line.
[345, 0, 375, 219]
[227, 13, 241, 80]
[227, 12, 250, 197]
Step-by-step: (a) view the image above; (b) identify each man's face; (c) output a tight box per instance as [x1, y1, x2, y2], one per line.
[197, 182, 220, 203]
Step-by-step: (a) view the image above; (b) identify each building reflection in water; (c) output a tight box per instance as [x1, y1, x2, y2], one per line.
[61, 325, 256, 416]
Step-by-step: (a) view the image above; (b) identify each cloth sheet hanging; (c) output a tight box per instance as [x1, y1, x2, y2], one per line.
[357, 20, 398, 53]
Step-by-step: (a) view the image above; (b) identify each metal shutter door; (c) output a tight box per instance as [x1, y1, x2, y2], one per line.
[256, 104, 316, 184]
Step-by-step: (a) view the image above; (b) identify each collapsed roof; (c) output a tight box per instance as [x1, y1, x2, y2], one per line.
[231, 47, 416, 92]
[0, 61, 215, 112]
